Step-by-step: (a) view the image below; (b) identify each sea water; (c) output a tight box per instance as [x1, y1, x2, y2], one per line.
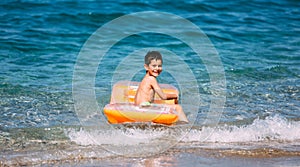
[0, 0, 299, 166]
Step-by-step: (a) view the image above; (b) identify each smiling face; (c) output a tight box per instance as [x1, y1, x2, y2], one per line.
[144, 59, 162, 77]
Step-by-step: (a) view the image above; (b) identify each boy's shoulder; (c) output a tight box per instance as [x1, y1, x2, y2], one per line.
[143, 75, 157, 83]
[140, 75, 158, 88]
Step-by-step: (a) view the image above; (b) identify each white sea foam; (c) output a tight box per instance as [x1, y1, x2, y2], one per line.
[67, 115, 300, 147]
[66, 126, 181, 156]
[67, 127, 167, 146]
[183, 115, 300, 143]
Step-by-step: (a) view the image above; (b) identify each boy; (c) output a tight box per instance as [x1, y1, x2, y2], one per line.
[134, 51, 189, 123]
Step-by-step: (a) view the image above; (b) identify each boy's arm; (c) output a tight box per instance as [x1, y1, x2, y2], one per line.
[151, 78, 178, 100]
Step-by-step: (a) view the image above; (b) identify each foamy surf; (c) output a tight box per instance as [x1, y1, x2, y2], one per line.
[183, 115, 300, 143]
[66, 126, 168, 146]
[66, 115, 300, 151]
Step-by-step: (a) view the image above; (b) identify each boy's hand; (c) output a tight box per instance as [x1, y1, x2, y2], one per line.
[174, 98, 178, 104]
[167, 93, 179, 104]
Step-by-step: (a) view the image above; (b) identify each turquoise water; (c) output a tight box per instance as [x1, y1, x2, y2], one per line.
[1, 0, 300, 166]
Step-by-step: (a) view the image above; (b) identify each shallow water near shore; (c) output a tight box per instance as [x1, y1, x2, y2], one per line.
[1, 0, 300, 166]
[1, 116, 300, 166]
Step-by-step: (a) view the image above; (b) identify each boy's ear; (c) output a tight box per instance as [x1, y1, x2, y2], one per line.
[144, 64, 149, 71]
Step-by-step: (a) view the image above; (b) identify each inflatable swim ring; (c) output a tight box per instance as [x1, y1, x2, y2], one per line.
[103, 81, 180, 125]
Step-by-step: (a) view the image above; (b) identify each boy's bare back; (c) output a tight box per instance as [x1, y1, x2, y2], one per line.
[134, 73, 160, 105]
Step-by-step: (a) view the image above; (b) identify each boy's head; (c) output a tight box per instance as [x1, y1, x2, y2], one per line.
[144, 51, 163, 77]
[144, 51, 163, 65]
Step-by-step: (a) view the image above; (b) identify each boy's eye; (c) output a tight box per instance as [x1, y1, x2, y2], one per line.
[151, 65, 162, 68]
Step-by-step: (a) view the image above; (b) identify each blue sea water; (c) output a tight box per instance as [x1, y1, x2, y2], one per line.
[0, 0, 300, 166]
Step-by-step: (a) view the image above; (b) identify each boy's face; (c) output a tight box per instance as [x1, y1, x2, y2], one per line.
[144, 59, 162, 77]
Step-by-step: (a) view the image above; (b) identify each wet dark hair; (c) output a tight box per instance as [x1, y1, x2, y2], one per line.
[144, 51, 163, 65]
